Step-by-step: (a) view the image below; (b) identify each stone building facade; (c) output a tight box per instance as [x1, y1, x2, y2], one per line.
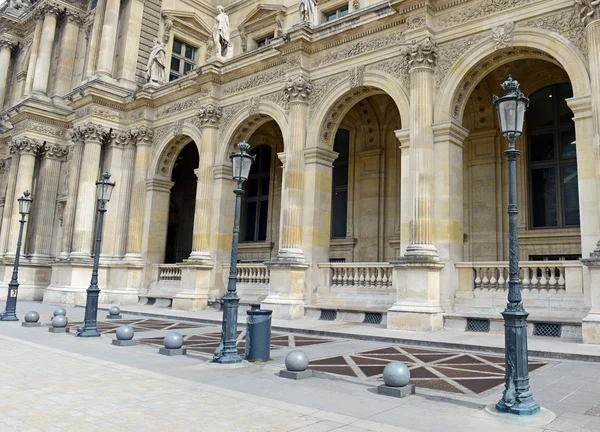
[1, 0, 600, 342]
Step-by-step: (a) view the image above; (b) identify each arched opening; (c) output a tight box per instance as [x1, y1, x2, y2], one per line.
[327, 93, 402, 262]
[165, 142, 199, 263]
[461, 58, 581, 263]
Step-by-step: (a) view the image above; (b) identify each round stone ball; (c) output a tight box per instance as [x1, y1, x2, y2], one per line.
[51, 315, 68, 328]
[24, 311, 40, 323]
[116, 325, 134, 341]
[285, 350, 309, 372]
[164, 332, 183, 349]
[109, 306, 121, 316]
[383, 361, 411, 387]
[53, 307, 67, 317]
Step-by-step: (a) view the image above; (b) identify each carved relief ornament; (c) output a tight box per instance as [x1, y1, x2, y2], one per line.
[492, 21, 515, 49]
[405, 36, 438, 70]
[131, 125, 154, 145]
[283, 76, 313, 102]
[9, 137, 43, 155]
[42, 144, 69, 160]
[69, 122, 112, 144]
[197, 104, 223, 126]
[574, 0, 600, 25]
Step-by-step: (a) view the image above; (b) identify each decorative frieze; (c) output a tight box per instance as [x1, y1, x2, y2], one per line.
[313, 31, 404, 67]
[156, 97, 199, 118]
[405, 36, 438, 70]
[75, 106, 122, 121]
[406, 14, 426, 30]
[12, 120, 66, 139]
[574, 0, 600, 25]
[438, 0, 536, 28]
[197, 103, 223, 126]
[283, 76, 313, 102]
[492, 21, 515, 50]
[223, 68, 285, 95]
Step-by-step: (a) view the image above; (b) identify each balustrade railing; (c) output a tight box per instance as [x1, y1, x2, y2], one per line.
[319, 263, 393, 289]
[155, 264, 182, 282]
[235, 263, 270, 285]
[456, 261, 583, 294]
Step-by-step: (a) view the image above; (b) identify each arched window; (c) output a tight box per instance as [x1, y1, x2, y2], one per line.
[528, 83, 579, 228]
[242, 145, 271, 242]
[331, 129, 349, 238]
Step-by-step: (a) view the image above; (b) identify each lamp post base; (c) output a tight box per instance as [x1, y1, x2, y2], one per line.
[76, 328, 101, 338]
[0, 313, 18, 322]
[213, 292, 242, 364]
[496, 306, 540, 416]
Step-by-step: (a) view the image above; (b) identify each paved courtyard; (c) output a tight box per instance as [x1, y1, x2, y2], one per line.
[1, 301, 600, 431]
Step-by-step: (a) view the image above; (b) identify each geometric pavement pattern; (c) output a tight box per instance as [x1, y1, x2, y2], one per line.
[137, 330, 334, 355]
[66, 319, 203, 334]
[308, 346, 547, 396]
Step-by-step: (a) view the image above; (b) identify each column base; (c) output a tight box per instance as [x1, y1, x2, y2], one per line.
[582, 313, 600, 344]
[185, 250, 212, 263]
[262, 260, 308, 320]
[387, 259, 445, 331]
[404, 244, 439, 259]
[69, 251, 92, 262]
[123, 253, 142, 262]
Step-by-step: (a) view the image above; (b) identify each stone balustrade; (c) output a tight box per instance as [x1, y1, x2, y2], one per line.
[319, 262, 394, 290]
[155, 264, 182, 282]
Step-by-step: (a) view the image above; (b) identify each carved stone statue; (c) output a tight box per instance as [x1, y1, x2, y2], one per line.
[9, 0, 31, 10]
[146, 38, 166, 85]
[299, 0, 318, 25]
[213, 5, 232, 59]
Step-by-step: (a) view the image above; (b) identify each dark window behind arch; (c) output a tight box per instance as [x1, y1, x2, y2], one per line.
[331, 129, 350, 238]
[242, 145, 271, 242]
[528, 83, 579, 228]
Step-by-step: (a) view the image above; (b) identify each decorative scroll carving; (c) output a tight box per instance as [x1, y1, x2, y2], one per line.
[13, 120, 65, 138]
[314, 31, 405, 67]
[574, 0, 600, 25]
[173, 120, 183, 137]
[240, 27, 248, 53]
[353, 0, 360, 11]
[405, 36, 438, 70]
[131, 125, 154, 145]
[309, 74, 345, 117]
[520, 11, 587, 59]
[197, 104, 223, 126]
[153, 124, 172, 146]
[438, 0, 536, 28]
[435, 35, 481, 89]
[283, 76, 313, 102]
[220, 101, 250, 138]
[248, 97, 260, 116]
[161, 11, 173, 44]
[263, 91, 289, 115]
[156, 97, 199, 118]
[492, 22, 515, 50]
[75, 106, 122, 121]
[369, 57, 410, 92]
[348, 66, 365, 88]
[223, 68, 285, 95]
[406, 15, 426, 30]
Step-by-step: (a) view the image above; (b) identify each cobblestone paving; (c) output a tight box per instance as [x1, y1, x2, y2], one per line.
[66, 318, 202, 334]
[309, 346, 548, 396]
[138, 330, 334, 354]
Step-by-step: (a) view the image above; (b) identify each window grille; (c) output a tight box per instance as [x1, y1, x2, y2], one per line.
[466, 318, 490, 333]
[319, 309, 337, 321]
[363, 312, 382, 325]
[533, 323, 561, 338]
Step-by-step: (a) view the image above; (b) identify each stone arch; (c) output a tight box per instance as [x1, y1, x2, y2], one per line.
[435, 28, 591, 125]
[149, 122, 203, 179]
[309, 70, 409, 150]
[217, 99, 289, 164]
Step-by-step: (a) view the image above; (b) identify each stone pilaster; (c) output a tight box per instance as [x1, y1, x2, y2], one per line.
[29, 144, 68, 262]
[404, 36, 438, 259]
[187, 104, 221, 262]
[0, 155, 19, 258]
[124, 126, 153, 261]
[58, 129, 85, 259]
[70, 123, 111, 260]
[262, 76, 312, 319]
[52, 11, 83, 102]
[6, 138, 43, 258]
[0, 39, 15, 111]
[141, 178, 174, 264]
[96, 0, 121, 77]
[118, 0, 145, 84]
[31, 4, 60, 97]
[24, 13, 43, 97]
[85, 0, 106, 78]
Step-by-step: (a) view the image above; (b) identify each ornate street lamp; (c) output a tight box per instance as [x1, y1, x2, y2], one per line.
[0, 190, 32, 322]
[77, 171, 115, 337]
[213, 141, 255, 364]
[493, 76, 539, 415]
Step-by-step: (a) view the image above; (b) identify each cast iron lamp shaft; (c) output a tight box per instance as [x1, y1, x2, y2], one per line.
[77, 201, 106, 337]
[214, 179, 244, 363]
[0, 214, 27, 321]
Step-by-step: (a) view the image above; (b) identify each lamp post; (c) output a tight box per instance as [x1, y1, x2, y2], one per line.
[493, 76, 540, 415]
[77, 171, 115, 338]
[213, 141, 255, 364]
[0, 191, 32, 322]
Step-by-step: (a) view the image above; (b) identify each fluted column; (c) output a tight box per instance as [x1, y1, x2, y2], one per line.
[24, 13, 43, 97]
[70, 123, 110, 260]
[58, 130, 85, 259]
[0, 154, 20, 257]
[187, 105, 221, 262]
[85, 0, 106, 78]
[404, 37, 438, 259]
[52, 11, 83, 101]
[31, 4, 60, 97]
[101, 130, 135, 259]
[6, 138, 43, 258]
[0, 39, 14, 111]
[277, 76, 312, 261]
[118, 0, 145, 84]
[96, 0, 120, 77]
[30, 145, 68, 262]
[125, 126, 153, 261]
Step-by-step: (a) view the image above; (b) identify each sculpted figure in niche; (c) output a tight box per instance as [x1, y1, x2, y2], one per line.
[146, 38, 166, 85]
[299, 0, 318, 25]
[213, 5, 232, 59]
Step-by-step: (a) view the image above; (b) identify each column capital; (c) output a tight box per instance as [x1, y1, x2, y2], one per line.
[303, 146, 338, 166]
[283, 75, 313, 103]
[130, 125, 154, 145]
[575, 0, 600, 25]
[9, 137, 43, 156]
[112, 130, 136, 147]
[0, 38, 16, 51]
[197, 104, 222, 127]
[404, 36, 438, 72]
[70, 122, 112, 145]
[41, 143, 69, 160]
[38, 2, 62, 18]
[64, 9, 85, 26]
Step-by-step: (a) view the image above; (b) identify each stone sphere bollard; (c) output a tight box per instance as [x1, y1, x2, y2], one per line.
[164, 332, 183, 349]
[383, 361, 411, 387]
[116, 325, 134, 341]
[52, 315, 68, 328]
[53, 307, 67, 317]
[285, 350, 309, 372]
[25, 311, 39, 323]
[109, 306, 121, 316]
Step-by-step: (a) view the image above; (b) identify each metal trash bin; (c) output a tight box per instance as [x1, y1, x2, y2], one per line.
[245, 308, 272, 361]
